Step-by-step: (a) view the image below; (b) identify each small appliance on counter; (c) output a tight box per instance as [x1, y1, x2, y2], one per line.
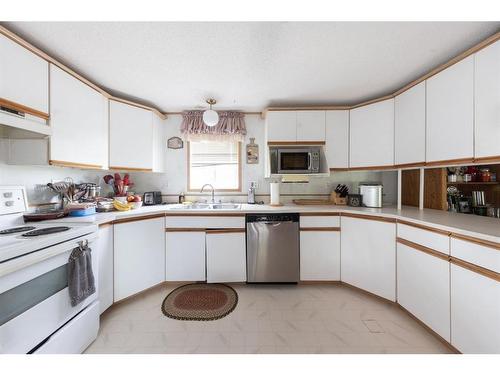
[358, 183, 383, 208]
[143, 191, 163, 205]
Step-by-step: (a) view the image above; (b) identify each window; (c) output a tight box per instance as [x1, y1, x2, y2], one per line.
[188, 141, 241, 191]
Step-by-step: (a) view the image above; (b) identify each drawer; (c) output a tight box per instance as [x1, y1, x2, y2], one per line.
[165, 215, 245, 229]
[397, 223, 449, 255]
[451, 236, 500, 273]
[300, 215, 340, 228]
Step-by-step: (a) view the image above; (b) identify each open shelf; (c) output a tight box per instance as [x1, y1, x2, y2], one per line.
[447, 181, 499, 185]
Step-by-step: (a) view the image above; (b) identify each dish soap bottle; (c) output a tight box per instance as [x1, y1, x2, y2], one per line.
[247, 182, 257, 204]
[178, 192, 185, 204]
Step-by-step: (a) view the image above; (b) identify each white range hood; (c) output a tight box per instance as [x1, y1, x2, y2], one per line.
[0, 107, 51, 139]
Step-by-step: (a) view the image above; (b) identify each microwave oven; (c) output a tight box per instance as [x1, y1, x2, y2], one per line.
[270, 147, 320, 174]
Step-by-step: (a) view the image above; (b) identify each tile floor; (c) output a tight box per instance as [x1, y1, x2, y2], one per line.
[85, 283, 453, 354]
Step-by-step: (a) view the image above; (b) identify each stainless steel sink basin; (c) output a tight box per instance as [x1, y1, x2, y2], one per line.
[169, 203, 241, 210]
[211, 204, 241, 210]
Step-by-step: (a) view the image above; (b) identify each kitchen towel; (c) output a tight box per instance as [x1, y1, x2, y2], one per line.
[68, 242, 96, 307]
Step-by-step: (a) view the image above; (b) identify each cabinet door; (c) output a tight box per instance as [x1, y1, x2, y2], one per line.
[50, 65, 108, 168]
[474, 40, 500, 160]
[341, 216, 396, 301]
[394, 82, 426, 166]
[152, 113, 165, 173]
[325, 110, 349, 169]
[349, 99, 394, 168]
[451, 264, 500, 353]
[165, 231, 206, 281]
[296, 111, 325, 142]
[426, 56, 474, 163]
[113, 217, 165, 301]
[266, 111, 297, 142]
[397, 243, 450, 341]
[0, 34, 48, 114]
[300, 231, 340, 281]
[96, 225, 114, 314]
[206, 232, 246, 283]
[109, 100, 154, 170]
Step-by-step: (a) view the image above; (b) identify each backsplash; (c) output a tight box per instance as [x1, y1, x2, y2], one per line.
[0, 115, 397, 206]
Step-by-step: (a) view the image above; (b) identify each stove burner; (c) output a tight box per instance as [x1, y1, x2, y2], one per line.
[0, 226, 36, 235]
[22, 226, 71, 237]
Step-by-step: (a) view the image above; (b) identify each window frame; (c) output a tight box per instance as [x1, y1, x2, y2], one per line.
[186, 140, 242, 192]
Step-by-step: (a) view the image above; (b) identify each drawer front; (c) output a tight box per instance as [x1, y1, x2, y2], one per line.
[300, 215, 340, 228]
[165, 216, 245, 229]
[397, 223, 449, 255]
[451, 237, 500, 273]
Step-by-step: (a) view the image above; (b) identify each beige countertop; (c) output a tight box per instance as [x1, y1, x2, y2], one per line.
[47, 203, 500, 243]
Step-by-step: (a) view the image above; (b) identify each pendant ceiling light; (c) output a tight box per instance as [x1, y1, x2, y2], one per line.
[202, 98, 219, 127]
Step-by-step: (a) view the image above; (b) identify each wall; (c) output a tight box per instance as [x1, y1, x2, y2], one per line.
[0, 116, 398, 206]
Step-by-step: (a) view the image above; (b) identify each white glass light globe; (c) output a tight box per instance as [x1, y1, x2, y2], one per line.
[203, 109, 219, 127]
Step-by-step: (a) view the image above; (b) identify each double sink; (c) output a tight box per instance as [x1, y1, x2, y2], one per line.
[169, 203, 241, 210]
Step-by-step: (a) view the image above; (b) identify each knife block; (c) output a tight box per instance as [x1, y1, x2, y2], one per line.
[331, 192, 347, 205]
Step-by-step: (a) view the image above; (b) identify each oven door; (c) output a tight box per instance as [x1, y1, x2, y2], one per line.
[0, 232, 98, 354]
[277, 149, 312, 174]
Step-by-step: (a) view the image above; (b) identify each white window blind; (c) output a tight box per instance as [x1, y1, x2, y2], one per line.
[188, 141, 240, 191]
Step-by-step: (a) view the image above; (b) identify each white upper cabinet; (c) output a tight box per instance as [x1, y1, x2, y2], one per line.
[0, 34, 48, 114]
[394, 82, 426, 166]
[109, 100, 155, 171]
[426, 56, 474, 163]
[50, 64, 108, 168]
[474, 40, 500, 160]
[296, 111, 326, 142]
[266, 110, 325, 142]
[325, 110, 349, 169]
[349, 98, 394, 168]
[266, 111, 297, 142]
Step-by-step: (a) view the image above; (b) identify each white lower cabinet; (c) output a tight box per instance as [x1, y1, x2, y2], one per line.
[165, 230, 206, 281]
[397, 243, 450, 341]
[206, 231, 246, 283]
[113, 217, 165, 301]
[341, 216, 396, 301]
[96, 224, 114, 314]
[451, 264, 500, 354]
[300, 230, 340, 281]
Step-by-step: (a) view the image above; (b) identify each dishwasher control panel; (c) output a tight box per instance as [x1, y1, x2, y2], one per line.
[246, 213, 299, 223]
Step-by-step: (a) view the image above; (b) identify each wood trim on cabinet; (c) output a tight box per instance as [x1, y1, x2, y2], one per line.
[397, 220, 451, 236]
[108, 166, 153, 172]
[300, 227, 340, 232]
[49, 160, 103, 170]
[112, 213, 165, 225]
[0, 25, 167, 120]
[450, 257, 500, 282]
[267, 141, 326, 146]
[165, 212, 246, 217]
[473, 155, 500, 164]
[341, 212, 397, 223]
[205, 228, 246, 234]
[0, 97, 49, 120]
[396, 237, 449, 261]
[450, 233, 500, 251]
[329, 168, 350, 172]
[424, 158, 475, 167]
[300, 212, 341, 216]
[98, 222, 113, 229]
[350, 94, 395, 109]
[347, 165, 397, 171]
[393, 161, 426, 169]
[165, 228, 206, 232]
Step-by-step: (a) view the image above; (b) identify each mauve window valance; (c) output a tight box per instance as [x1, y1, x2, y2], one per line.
[180, 110, 247, 142]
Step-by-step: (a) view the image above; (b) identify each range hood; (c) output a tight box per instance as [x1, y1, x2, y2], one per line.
[0, 107, 51, 139]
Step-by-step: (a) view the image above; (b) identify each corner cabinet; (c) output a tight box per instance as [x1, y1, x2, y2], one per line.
[206, 230, 246, 283]
[341, 215, 396, 301]
[109, 100, 164, 172]
[113, 216, 166, 301]
[394, 82, 426, 166]
[49, 64, 108, 169]
[474, 40, 500, 162]
[426, 56, 474, 164]
[349, 99, 394, 169]
[325, 110, 349, 170]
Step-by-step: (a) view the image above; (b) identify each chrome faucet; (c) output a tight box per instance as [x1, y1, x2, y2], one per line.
[200, 184, 216, 204]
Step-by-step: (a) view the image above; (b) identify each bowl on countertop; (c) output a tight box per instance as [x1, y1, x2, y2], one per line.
[131, 201, 143, 209]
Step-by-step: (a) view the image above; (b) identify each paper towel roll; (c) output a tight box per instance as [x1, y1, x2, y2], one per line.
[270, 182, 280, 205]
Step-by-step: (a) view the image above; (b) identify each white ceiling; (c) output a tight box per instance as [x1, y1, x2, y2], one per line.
[3, 22, 499, 112]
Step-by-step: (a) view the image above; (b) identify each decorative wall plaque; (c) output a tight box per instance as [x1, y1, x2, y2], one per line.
[167, 136, 184, 149]
[246, 137, 259, 164]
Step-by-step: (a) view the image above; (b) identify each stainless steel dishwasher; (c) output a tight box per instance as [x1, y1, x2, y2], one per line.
[246, 213, 300, 283]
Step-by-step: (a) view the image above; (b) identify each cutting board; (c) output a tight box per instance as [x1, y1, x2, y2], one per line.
[292, 199, 335, 205]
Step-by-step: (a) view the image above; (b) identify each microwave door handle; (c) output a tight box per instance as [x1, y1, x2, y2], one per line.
[307, 153, 311, 170]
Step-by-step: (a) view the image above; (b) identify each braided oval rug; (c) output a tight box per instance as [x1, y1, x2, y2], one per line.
[161, 283, 238, 321]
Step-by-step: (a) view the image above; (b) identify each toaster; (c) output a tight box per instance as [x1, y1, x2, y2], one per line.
[143, 191, 163, 205]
